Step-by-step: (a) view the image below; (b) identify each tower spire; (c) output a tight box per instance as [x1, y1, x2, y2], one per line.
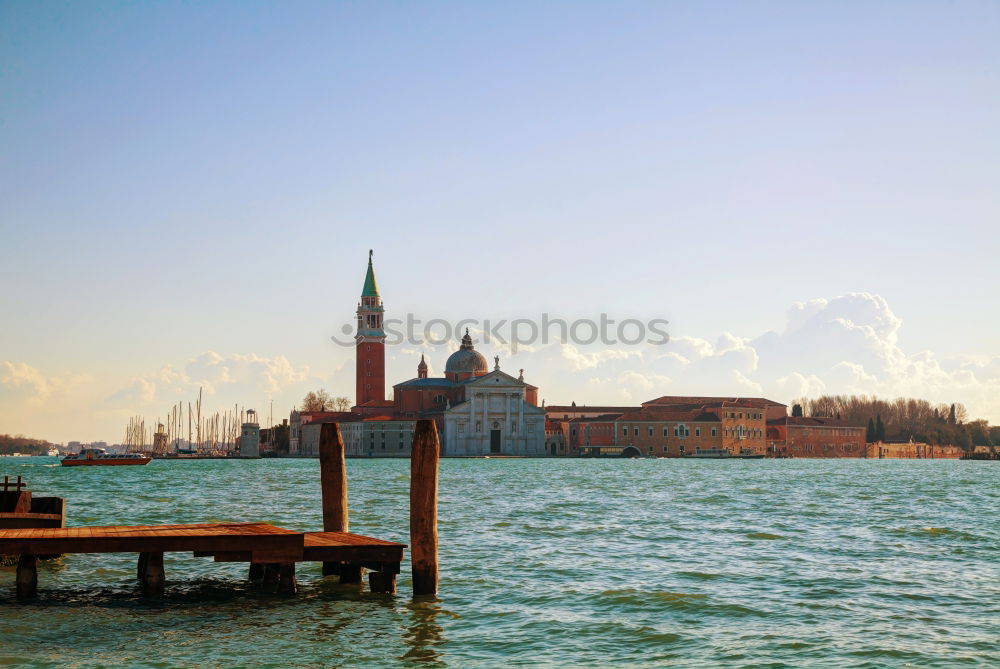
[362, 250, 379, 297]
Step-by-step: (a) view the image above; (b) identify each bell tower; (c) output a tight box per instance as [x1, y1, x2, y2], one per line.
[355, 250, 386, 406]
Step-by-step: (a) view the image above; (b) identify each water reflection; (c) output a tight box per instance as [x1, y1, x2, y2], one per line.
[401, 598, 448, 665]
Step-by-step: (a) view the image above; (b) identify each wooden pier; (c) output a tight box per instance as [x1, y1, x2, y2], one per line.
[0, 521, 404, 599]
[1, 419, 440, 601]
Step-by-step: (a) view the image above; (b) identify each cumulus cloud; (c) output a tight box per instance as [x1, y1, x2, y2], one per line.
[108, 351, 311, 406]
[0, 361, 92, 404]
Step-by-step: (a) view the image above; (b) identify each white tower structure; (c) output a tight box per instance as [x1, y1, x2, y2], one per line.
[240, 409, 261, 458]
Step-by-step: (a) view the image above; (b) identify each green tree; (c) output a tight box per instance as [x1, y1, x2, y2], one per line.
[792, 404, 803, 417]
[948, 403, 957, 425]
[866, 418, 876, 442]
[875, 414, 886, 442]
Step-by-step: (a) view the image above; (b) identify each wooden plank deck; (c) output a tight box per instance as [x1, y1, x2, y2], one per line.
[303, 531, 405, 565]
[0, 522, 405, 565]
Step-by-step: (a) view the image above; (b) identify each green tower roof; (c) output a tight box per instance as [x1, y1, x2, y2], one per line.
[362, 250, 379, 297]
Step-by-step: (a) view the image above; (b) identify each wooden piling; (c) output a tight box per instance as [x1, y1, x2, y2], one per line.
[139, 551, 164, 595]
[339, 564, 363, 583]
[248, 563, 264, 581]
[16, 554, 37, 600]
[262, 563, 279, 586]
[319, 422, 348, 578]
[277, 562, 296, 594]
[410, 419, 439, 597]
[369, 570, 397, 594]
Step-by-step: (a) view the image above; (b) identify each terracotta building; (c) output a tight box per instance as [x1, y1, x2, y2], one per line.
[765, 416, 866, 457]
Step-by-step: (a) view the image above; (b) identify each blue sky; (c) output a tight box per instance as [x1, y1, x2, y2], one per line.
[1, 1, 998, 441]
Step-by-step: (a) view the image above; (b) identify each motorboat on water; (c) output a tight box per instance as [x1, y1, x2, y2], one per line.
[46, 447, 59, 457]
[60, 447, 150, 466]
[690, 448, 765, 459]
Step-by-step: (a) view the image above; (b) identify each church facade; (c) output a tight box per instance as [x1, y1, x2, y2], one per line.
[441, 368, 546, 456]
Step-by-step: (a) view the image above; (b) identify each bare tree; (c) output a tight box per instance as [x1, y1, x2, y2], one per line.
[333, 396, 352, 412]
[301, 389, 333, 412]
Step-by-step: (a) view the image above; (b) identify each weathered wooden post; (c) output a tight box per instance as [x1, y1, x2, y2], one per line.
[319, 422, 360, 582]
[16, 554, 37, 600]
[139, 551, 164, 595]
[277, 562, 296, 594]
[137, 552, 148, 580]
[262, 563, 280, 588]
[410, 419, 439, 597]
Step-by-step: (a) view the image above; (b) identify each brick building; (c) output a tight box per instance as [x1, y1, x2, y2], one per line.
[765, 416, 866, 457]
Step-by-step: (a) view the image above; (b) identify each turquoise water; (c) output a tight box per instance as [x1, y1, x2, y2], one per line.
[1, 457, 998, 668]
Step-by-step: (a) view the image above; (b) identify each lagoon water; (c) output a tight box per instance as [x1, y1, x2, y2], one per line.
[1, 457, 998, 668]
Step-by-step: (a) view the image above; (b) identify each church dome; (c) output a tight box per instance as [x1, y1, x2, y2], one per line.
[445, 329, 488, 376]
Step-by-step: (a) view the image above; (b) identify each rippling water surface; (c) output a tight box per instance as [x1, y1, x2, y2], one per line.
[1, 457, 998, 667]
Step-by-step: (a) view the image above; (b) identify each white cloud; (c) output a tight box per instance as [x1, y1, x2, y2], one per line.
[109, 351, 311, 406]
[0, 361, 92, 405]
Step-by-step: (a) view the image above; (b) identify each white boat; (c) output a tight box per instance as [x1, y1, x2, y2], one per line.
[61, 447, 151, 467]
[47, 448, 59, 457]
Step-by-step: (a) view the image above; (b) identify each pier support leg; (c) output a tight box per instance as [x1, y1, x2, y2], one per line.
[319, 423, 349, 578]
[277, 562, 296, 595]
[410, 419, 440, 597]
[16, 555, 37, 601]
[339, 564, 363, 584]
[248, 562, 264, 581]
[139, 551, 164, 596]
[369, 570, 397, 594]
[137, 552, 148, 580]
[262, 563, 280, 588]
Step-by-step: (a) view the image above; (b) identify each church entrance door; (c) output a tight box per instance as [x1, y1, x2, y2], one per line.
[490, 429, 501, 453]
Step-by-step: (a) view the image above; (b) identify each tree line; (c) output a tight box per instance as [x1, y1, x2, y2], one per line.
[0, 434, 54, 456]
[791, 395, 997, 451]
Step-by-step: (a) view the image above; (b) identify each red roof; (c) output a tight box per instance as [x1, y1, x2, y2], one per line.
[360, 415, 419, 423]
[617, 408, 721, 422]
[356, 399, 395, 407]
[641, 396, 785, 409]
[768, 416, 865, 429]
[567, 414, 629, 423]
[545, 406, 638, 415]
[301, 411, 356, 424]
[305, 412, 362, 424]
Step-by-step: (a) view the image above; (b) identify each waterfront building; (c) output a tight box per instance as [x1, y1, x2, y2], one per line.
[766, 416, 866, 457]
[613, 407, 724, 457]
[564, 415, 621, 455]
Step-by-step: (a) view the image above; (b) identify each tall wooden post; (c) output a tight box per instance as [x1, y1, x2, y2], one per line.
[16, 554, 37, 600]
[410, 419, 439, 596]
[320, 423, 354, 579]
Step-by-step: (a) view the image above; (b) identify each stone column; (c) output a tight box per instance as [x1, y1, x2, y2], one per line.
[505, 392, 511, 453]
[519, 395, 524, 453]
[482, 393, 488, 452]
